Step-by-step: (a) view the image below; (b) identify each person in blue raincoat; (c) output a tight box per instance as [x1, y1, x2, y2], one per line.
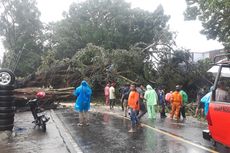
[201, 86, 213, 116]
[73, 80, 92, 126]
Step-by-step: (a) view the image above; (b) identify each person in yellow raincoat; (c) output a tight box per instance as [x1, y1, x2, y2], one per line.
[170, 85, 182, 121]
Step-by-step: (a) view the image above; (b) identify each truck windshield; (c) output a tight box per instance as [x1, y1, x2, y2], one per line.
[213, 66, 230, 102]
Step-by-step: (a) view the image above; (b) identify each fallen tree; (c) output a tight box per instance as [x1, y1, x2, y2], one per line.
[14, 87, 75, 109]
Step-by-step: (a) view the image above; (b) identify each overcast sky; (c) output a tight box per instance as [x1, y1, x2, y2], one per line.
[0, 0, 224, 61]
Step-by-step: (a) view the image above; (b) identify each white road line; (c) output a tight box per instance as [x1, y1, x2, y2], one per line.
[51, 109, 83, 153]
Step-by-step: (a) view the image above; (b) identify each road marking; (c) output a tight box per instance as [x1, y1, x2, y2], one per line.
[95, 110, 219, 153]
[143, 124, 218, 153]
[51, 110, 83, 153]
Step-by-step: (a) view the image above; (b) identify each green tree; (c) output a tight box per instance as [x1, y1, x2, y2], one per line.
[50, 0, 172, 59]
[156, 49, 191, 88]
[0, 0, 43, 76]
[184, 0, 230, 49]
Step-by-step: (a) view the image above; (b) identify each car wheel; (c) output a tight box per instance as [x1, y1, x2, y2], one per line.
[0, 69, 15, 86]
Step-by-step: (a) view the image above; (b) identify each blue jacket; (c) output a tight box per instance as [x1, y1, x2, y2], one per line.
[201, 92, 212, 116]
[74, 80, 92, 112]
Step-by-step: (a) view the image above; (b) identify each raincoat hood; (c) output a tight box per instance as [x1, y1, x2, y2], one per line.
[146, 85, 153, 90]
[144, 85, 158, 106]
[81, 80, 89, 87]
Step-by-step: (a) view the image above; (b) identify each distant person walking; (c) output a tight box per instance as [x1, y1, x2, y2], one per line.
[136, 84, 147, 121]
[74, 80, 92, 126]
[128, 84, 140, 132]
[179, 88, 188, 120]
[158, 89, 167, 118]
[104, 83, 110, 106]
[170, 85, 182, 121]
[144, 85, 158, 120]
[109, 83, 116, 109]
[121, 84, 130, 117]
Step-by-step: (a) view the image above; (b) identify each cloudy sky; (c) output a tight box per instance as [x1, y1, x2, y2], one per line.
[0, 0, 223, 61]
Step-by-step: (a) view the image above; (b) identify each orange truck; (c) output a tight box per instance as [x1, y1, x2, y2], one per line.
[203, 54, 230, 147]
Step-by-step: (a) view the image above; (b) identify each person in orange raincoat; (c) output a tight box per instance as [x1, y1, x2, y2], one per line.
[170, 85, 182, 121]
[128, 84, 140, 132]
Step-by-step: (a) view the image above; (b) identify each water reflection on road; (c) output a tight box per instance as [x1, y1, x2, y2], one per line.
[56, 108, 223, 153]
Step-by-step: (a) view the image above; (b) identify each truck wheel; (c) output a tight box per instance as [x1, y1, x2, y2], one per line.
[0, 85, 14, 90]
[0, 101, 14, 107]
[210, 138, 216, 147]
[0, 124, 14, 131]
[0, 90, 14, 96]
[0, 69, 15, 86]
[0, 107, 15, 113]
[0, 113, 14, 119]
[0, 118, 14, 125]
[0, 96, 14, 101]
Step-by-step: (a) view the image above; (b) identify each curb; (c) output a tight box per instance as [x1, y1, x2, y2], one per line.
[50, 109, 82, 153]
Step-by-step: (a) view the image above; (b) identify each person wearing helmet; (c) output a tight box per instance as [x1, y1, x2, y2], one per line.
[74, 80, 92, 126]
[170, 85, 182, 121]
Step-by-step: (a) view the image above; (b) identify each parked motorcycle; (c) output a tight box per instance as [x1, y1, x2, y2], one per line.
[27, 92, 50, 132]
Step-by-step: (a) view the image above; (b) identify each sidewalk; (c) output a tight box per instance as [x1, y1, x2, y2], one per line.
[0, 110, 80, 153]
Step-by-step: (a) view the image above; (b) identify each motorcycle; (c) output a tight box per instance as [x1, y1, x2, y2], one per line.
[26, 92, 50, 132]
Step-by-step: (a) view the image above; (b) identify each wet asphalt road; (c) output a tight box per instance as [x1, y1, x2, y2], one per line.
[0, 111, 69, 153]
[55, 107, 230, 153]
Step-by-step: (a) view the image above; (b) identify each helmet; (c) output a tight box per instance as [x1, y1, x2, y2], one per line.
[36, 91, 46, 99]
[176, 85, 180, 90]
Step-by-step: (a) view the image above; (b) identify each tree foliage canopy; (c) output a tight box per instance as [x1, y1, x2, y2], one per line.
[184, 0, 230, 48]
[50, 0, 172, 59]
[0, 0, 216, 96]
[0, 0, 43, 76]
